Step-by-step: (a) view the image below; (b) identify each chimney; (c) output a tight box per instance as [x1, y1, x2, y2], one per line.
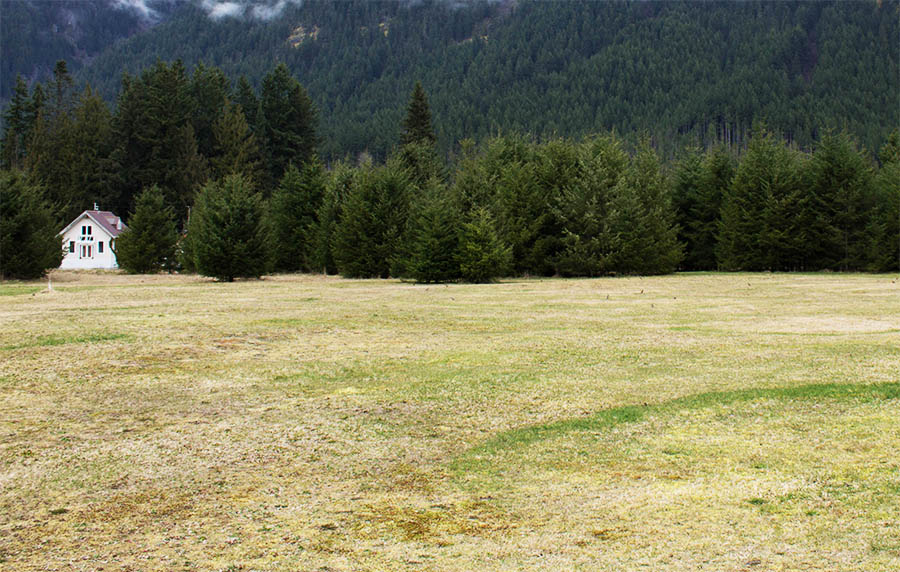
[93, 202, 99, 211]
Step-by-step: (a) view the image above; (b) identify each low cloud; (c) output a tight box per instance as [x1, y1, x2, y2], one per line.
[199, 0, 302, 21]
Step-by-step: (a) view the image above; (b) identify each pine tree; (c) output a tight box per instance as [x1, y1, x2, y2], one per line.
[718, 128, 804, 271]
[269, 157, 326, 272]
[457, 207, 511, 283]
[555, 134, 628, 276]
[259, 63, 318, 185]
[334, 159, 411, 278]
[1, 75, 32, 170]
[804, 132, 876, 270]
[311, 161, 354, 274]
[606, 142, 682, 275]
[210, 102, 264, 187]
[0, 171, 63, 279]
[401, 82, 436, 146]
[115, 185, 178, 273]
[189, 174, 270, 281]
[233, 76, 260, 133]
[401, 180, 461, 283]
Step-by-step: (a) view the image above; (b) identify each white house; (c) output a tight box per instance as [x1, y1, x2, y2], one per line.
[59, 207, 126, 270]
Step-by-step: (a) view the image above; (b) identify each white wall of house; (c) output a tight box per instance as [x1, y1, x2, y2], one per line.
[59, 216, 119, 269]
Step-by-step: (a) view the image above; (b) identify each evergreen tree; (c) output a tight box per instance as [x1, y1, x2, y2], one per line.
[0, 171, 63, 279]
[210, 102, 264, 186]
[867, 141, 900, 272]
[718, 129, 805, 271]
[269, 157, 326, 272]
[115, 185, 178, 273]
[189, 63, 230, 160]
[674, 146, 733, 270]
[555, 134, 628, 276]
[259, 63, 318, 186]
[311, 161, 355, 274]
[111, 61, 205, 222]
[401, 82, 436, 146]
[1, 75, 32, 170]
[804, 132, 876, 270]
[189, 174, 270, 281]
[334, 159, 411, 278]
[401, 180, 461, 283]
[233, 76, 260, 133]
[457, 207, 511, 283]
[606, 142, 682, 274]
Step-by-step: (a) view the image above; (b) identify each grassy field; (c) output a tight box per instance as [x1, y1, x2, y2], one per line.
[0, 271, 898, 571]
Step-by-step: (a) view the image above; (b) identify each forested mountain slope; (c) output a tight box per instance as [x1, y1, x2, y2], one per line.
[0, 0, 178, 101]
[67, 0, 898, 161]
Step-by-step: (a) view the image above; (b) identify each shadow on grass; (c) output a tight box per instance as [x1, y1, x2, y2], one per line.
[452, 381, 900, 474]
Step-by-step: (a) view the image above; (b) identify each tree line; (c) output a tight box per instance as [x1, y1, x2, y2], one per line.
[1, 60, 898, 281]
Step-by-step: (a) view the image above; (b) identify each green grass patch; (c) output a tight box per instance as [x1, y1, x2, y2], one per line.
[452, 381, 900, 475]
[0, 284, 43, 296]
[1, 332, 133, 351]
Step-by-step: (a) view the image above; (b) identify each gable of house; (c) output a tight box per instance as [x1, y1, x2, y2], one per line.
[58, 210, 126, 270]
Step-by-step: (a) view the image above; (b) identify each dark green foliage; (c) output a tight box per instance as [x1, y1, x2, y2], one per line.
[233, 76, 260, 133]
[311, 161, 355, 274]
[0, 171, 63, 279]
[555, 135, 628, 276]
[259, 63, 318, 186]
[70, 0, 898, 162]
[334, 160, 411, 278]
[189, 63, 230, 161]
[210, 103, 264, 187]
[189, 174, 270, 281]
[673, 147, 734, 270]
[1, 76, 33, 170]
[27, 85, 119, 223]
[804, 132, 877, 270]
[867, 155, 900, 272]
[114, 185, 178, 274]
[111, 61, 206, 222]
[401, 82, 436, 147]
[718, 129, 805, 271]
[606, 143, 683, 275]
[269, 158, 326, 272]
[457, 207, 511, 283]
[401, 181, 460, 283]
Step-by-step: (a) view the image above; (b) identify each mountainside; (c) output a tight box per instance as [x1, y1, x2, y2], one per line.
[0, 0, 178, 100]
[7, 0, 900, 160]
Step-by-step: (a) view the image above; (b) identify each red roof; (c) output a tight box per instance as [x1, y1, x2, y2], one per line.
[59, 210, 126, 238]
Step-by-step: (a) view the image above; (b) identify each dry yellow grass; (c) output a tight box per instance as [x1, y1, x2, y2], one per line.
[0, 271, 898, 571]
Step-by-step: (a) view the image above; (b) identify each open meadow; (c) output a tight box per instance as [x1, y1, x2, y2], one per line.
[0, 271, 898, 571]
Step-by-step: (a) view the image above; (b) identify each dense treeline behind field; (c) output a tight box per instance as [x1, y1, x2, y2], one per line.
[3, 0, 898, 162]
[2, 57, 898, 281]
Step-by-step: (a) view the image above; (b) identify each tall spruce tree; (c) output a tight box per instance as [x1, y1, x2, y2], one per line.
[189, 174, 270, 281]
[115, 185, 178, 273]
[457, 207, 511, 283]
[311, 160, 355, 274]
[0, 171, 63, 279]
[804, 132, 876, 270]
[334, 159, 411, 278]
[269, 157, 326, 272]
[210, 102, 264, 187]
[259, 63, 318, 187]
[1, 75, 32, 170]
[400, 180, 460, 283]
[401, 82, 436, 146]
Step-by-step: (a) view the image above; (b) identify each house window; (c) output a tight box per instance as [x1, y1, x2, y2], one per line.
[98, 241, 104, 253]
[80, 244, 92, 259]
[69, 241, 75, 253]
